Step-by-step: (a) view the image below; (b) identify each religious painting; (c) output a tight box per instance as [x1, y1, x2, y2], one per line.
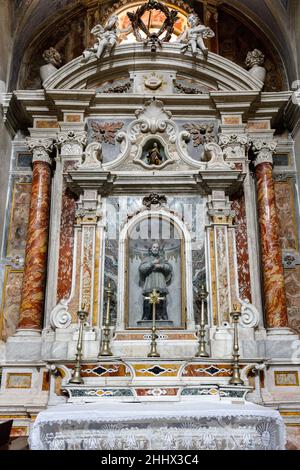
[126, 215, 185, 328]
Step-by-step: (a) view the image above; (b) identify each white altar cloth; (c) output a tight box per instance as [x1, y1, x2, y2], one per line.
[29, 401, 286, 450]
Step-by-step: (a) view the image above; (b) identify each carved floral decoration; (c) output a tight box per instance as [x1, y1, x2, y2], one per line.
[90, 121, 124, 145]
[183, 123, 216, 147]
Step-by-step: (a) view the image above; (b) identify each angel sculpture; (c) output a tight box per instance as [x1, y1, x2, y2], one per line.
[82, 15, 131, 62]
[178, 14, 215, 57]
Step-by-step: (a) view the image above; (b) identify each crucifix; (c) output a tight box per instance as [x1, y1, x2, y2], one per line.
[145, 289, 164, 357]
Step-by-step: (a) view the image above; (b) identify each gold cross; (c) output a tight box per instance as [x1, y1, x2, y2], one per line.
[144, 289, 164, 327]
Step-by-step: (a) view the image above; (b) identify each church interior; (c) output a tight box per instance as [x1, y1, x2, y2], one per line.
[0, 0, 300, 450]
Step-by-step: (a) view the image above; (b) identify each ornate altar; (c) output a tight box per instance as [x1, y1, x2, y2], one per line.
[0, 0, 300, 450]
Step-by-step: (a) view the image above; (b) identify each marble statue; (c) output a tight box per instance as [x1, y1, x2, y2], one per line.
[139, 243, 173, 321]
[40, 47, 62, 83]
[83, 15, 132, 62]
[147, 142, 162, 166]
[245, 49, 266, 84]
[178, 14, 214, 57]
[83, 15, 120, 62]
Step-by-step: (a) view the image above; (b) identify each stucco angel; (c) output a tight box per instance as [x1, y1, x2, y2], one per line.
[178, 14, 215, 57]
[82, 15, 131, 62]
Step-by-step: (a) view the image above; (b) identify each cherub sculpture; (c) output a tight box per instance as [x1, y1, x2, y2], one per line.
[83, 15, 129, 62]
[178, 14, 214, 57]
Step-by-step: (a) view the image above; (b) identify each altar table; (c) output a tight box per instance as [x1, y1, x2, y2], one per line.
[29, 400, 286, 450]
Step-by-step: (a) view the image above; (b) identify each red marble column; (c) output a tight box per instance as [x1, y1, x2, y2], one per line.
[18, 138, 53, 332]
[253, 141, 288, 328]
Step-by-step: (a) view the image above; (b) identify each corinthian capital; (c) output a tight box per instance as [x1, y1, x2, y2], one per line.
[251, 140, 277, 167]
[26, 137, 53, 164]
[56, 130, 87, 156]
[219, 134, 248, 159]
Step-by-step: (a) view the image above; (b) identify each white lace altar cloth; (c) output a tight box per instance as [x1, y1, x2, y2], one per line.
[29, 401, 286, 450]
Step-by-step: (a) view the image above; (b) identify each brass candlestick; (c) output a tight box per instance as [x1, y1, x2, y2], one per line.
[146, 289, 164, 358]
[195, 285, 209, 357]
[229, 304, 244, 385]
[69, 304, 88, 384]
[98, 282, 113, 357]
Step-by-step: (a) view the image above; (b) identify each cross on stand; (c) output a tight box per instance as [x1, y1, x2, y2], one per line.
[144, 289, 164, 358]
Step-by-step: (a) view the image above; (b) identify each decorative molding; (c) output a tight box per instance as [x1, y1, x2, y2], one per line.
[90, 121, 124, 144]
[142, 193, 167, 209]
[183, 123, 216, 147]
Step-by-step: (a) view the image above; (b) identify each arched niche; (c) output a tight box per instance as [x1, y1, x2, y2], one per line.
[116, 209, 195, 331]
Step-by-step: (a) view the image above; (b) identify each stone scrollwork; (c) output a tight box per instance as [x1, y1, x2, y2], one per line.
[50, 299, 72, 330]
[239, 298, 260, 329]
[251, 140, 277, 167]
[205, 142, 234, 170]
[26, 137, 54, 164]
[76, 142, 103, 170]
[142, 193, 167, 209]
[135, 99, 173, 136]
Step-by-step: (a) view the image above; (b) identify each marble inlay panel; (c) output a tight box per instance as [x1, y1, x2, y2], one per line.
[0, 268, 23, 340]
[284, 266, 300, 333]
[57, 164, 77, 302]
[216, 226, 229, 323]
[68, 231, 82, 322]
[274, 180, 298, 251]
[81, 226, 94, 315]
[7, 182, 32, 257]
[6, 373, 32, 389]
[231, 195, 252, 302]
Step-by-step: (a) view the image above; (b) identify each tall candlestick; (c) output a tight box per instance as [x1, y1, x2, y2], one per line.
[98, 283, 113, 357]
[69, 304, 88, 384]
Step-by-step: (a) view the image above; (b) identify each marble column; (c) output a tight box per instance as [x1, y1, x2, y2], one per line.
[252, 140, 288, 329]
[17, 138, 53, 332]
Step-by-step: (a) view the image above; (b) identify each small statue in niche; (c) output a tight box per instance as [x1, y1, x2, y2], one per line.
[139, 243, 173, 321]
[147, 142, 163, 166]
[178, 14, 215, 57]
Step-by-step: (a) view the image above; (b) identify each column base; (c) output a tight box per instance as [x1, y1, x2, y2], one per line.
[13, 328, 41, 337]
[266, 327, 299, 339]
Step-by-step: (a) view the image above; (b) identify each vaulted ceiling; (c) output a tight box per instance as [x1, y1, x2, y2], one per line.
[4, 0, 299, 90]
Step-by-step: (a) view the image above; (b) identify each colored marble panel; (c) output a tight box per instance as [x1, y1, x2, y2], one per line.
[6, 373, 32, 389]
[232, 195, 252, 302]
[16, 152, 32, 168]
[136, 388, 178, 396]
[57, 170, 77, 302]
[134, 364, 181, 377]
[284, 266, 300, 333]
[7, 182, 32, 257]
[274, 371, 299, 386]
[81, 226, 95, 314]
[222, 116, 242, 125]
[78, 363, 131, 378]
[256, 163, 288, 328]
[18, 162, 52, 330]
[274, 180, 298, 251]
[216, 226, 230, 323]
[246, 120, 270, 130]
[68, 231, 82, 323]
[35, 120, 59, 129]
[228, 229, 239, 308]
[42, 371, 50, 391]
[286, 426, 300, 450]
[0, 268, 23, 340]
[182, 364, 232, 378]
[11, 427, 28, 437]
[65, 115, 81, 122]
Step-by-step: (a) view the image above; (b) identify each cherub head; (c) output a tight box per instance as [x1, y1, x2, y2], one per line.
[188, 14, 200, 28]
[42, 47, 62, 67]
